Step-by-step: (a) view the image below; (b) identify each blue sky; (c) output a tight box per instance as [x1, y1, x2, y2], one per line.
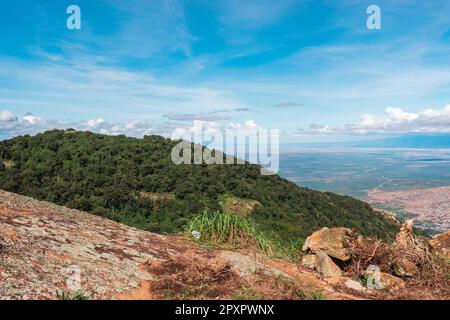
[1, 0, 450, 142]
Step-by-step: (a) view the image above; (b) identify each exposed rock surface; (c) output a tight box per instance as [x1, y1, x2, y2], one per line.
[344, 279, 365, 291]
[301, 254, 317, 269]
[314, 251, 342, 278]
[302, 227, 354, 261]
[0, 190, 355, 300]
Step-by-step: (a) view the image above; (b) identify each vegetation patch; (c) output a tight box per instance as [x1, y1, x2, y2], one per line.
[232, 286, 265, 300]
[188, 210, 273, 254]
[219, 193, 260, 215]
[0, 130, 400, 242]
[188, 211, 307, 263]
[56, 290, 90, 300]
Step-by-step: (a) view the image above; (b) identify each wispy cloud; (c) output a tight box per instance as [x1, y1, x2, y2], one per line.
[2, 0, 450, 142]
[0, 55, 249, 122]
[162, 107, 249, 121]
[272, 102, 303, 108]
[0, 110, 17, 122]
[215, 0, 302, 30]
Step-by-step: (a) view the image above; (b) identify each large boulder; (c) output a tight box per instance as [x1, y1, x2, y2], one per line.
[302, 227, 354, 261]
[314, 251, 342, 278]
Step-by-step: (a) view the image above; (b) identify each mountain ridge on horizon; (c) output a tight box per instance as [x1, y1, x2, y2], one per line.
[281, 134, 450, 150]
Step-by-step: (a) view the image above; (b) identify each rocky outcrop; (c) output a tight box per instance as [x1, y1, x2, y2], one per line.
[302, 227, 354, 261]
[300, 223, 428, 292]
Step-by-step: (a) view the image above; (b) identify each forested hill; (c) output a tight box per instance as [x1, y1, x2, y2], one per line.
[0, 129, 399, 242]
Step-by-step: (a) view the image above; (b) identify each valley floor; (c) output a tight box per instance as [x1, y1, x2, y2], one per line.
[368, 185, 450, 234]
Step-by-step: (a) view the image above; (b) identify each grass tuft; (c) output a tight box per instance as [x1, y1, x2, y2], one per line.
[56, 290, 90, 300]
[188, 210, 273, 254]
[187, 210, 308, 264]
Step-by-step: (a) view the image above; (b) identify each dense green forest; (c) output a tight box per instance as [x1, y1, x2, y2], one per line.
[0, 130, 400, 242]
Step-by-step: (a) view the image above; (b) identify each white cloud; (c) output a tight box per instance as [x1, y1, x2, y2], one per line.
[22, 114, 43, 125]
[0, 110, 17, 122]
[86, 118, 106, 127]
[0, 112, 264, 141]
[385, 107, 419, 122]
[296, 105, 450, 135]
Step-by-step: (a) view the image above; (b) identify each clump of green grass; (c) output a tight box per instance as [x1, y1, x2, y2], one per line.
[271, 238, 305, 262]
[188, 211, 308, 263]
[188, 210, 273, 254]
[56, 290, 90, 300]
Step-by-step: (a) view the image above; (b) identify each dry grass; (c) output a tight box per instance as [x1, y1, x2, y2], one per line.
[344, 236, 450, 300]
[138, 192, 175, 201]
[2, 160, 14, 169]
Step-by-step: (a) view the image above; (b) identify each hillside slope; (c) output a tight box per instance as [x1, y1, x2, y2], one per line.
[0, 189, 358, 300]
[0, 130, 399, 242]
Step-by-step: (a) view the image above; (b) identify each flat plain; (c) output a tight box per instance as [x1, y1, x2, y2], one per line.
[279, 148, 450, 234]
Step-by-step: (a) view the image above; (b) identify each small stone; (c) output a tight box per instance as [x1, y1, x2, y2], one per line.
[191, 230, 201, 240]
[345, 279, 365, 291]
